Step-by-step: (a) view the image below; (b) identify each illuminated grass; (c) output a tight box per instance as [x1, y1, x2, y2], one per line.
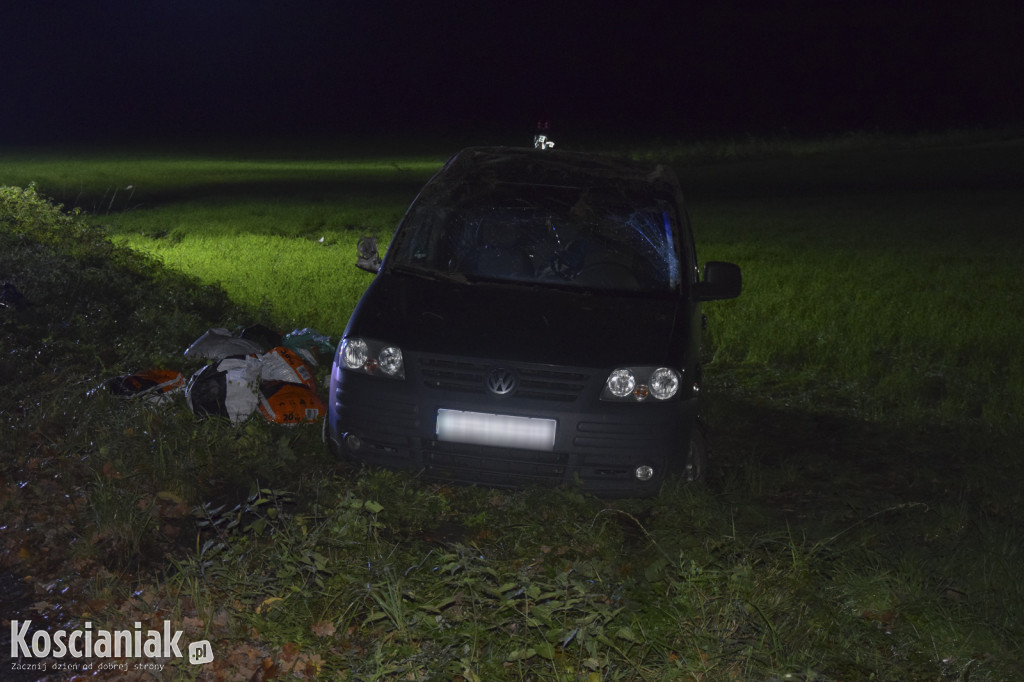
[2, 148, 439, 335]
[120, 231, 381, 335]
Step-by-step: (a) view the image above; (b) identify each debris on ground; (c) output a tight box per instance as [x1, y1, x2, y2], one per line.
[260, 346, 316, 388]
[258, 380, 326, 425]
[105, 369, 185, 405]
[355, 235, 382, 272]
[280, 327, 334, 366]
[102, 326, 333, 425]
[184, 327, 266, 360]
[185, 354, 263, 423]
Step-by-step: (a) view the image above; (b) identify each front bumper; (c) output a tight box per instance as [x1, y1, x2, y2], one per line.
[327, 352, 697, 496]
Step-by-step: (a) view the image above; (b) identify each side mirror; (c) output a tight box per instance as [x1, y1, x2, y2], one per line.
[356, 235, 382, 273]
[693, 261, 741, 301]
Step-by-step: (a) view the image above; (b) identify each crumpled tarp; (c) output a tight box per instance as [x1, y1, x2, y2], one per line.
[182, 327, 332, 425]
[184, 328, 265, 360]
[185, 355, 262, 423]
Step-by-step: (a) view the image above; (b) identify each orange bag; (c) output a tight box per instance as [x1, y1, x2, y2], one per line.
[257, 380, 326, 424]
[260, 347, 316, 389]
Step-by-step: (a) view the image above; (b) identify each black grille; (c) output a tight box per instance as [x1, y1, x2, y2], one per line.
[419, 357, 588, 402]
[572, 420, 666, 450]
[419, 358, 488, 394]
[517, 368, 588, 401]
[422, 441, 570, 486]
[335, 392, 419, 431]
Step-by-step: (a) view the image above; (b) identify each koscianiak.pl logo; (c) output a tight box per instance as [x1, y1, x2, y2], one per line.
[8, 620, 214, 675]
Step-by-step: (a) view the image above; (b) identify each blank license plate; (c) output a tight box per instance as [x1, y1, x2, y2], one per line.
[436, 409, 556, 451]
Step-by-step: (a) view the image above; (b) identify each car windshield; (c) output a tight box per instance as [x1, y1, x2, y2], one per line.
[388, 179, 682, 293]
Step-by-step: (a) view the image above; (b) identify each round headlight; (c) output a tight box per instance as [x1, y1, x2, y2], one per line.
[649, 367, 680, 400]
[378, 346, 404, 377]
[606, 369, 636, 398]
[342, 338, 369, 370]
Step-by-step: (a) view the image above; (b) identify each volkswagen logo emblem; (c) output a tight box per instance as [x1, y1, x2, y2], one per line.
[486, 368, 518, 396]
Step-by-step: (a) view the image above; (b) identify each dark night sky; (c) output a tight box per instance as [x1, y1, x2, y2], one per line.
[2, 0, 1021, 147]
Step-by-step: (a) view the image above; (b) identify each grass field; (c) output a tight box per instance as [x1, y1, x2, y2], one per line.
[2, 131, 1023, 680]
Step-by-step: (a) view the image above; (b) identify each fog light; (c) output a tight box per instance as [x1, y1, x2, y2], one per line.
[635, 465, 655, 481]
[345, 434, 363, 451]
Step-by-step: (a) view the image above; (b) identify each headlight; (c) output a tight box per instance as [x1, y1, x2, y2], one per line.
[602, 367, 682, 402]
[606, 369, 636, 397]
[339, 337, 405, 379]
[378, 346, 404, 377]
[342, 338, 369, 370]
[649, 367, 680, 400]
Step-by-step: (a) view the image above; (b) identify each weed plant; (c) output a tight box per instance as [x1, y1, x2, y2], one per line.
[2, 133, 1023, 680]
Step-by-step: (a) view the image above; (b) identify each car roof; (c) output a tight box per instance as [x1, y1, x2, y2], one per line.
[424, 146, 681, 197]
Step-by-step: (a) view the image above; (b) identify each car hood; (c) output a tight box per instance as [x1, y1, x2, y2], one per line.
[347, 272, 686, 368]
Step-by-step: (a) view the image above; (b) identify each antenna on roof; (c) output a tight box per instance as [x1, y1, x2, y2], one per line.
[533, 119, 555, 150]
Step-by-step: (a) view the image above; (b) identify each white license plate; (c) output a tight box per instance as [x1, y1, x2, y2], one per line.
[436, 409, 556, 451]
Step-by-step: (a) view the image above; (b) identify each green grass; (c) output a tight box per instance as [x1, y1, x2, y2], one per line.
[0, 151, 439, 335]
[119, 232, 384, 334]
[694, 189, 1024, 428]
[2, 132, 1023, 680]
[683, 136, 1024, 431]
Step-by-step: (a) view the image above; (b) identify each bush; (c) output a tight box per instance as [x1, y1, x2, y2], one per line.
[1, 185, 246, 382]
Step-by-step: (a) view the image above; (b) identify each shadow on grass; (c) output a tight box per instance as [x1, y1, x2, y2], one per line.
[701, 375, 1021, 542]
